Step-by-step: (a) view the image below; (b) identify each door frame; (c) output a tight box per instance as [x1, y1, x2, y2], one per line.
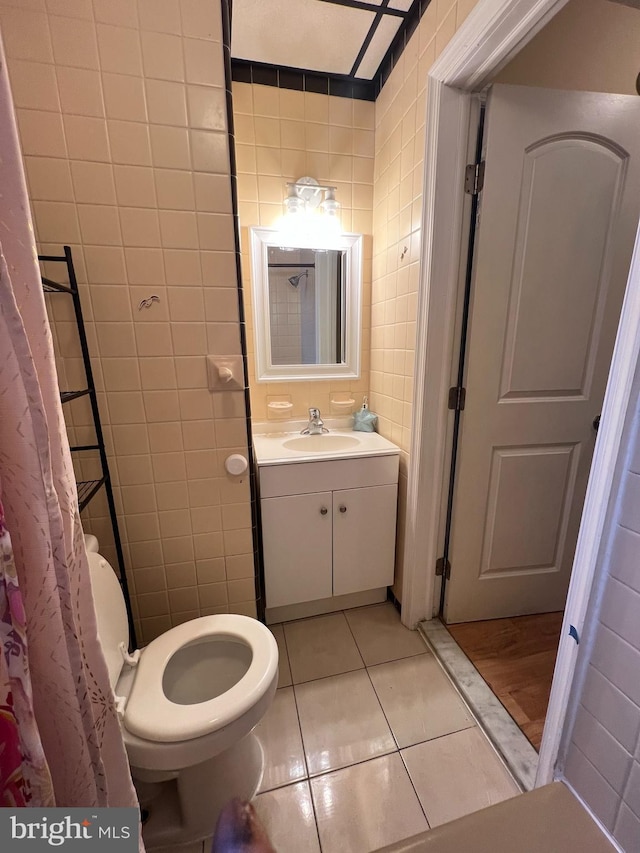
[401, 0, 640, 785]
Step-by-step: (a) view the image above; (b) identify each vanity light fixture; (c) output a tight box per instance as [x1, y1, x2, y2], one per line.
[279, 176, 342, 246]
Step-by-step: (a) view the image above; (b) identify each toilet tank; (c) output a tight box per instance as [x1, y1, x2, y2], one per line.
[87, 552, 131, 691]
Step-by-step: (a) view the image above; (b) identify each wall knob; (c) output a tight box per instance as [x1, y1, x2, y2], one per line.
[225, 454, 248, 476]
[320, 507, 328, 515]
[339, 505, 347, 513]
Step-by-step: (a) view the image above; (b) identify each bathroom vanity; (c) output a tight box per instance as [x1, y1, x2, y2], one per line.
[253, 427, 400, 622]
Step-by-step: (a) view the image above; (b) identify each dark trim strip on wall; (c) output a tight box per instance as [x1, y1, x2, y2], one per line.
[231, 59, 376, 101]
[230, 0, 435, 103]
[222, 0, 267, 623]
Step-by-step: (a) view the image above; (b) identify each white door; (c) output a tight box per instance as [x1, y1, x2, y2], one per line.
[262, 492, 332, 608]
[444, 84, 640, 623]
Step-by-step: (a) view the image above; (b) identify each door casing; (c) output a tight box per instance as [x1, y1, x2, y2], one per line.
[401, 0, 640, 788]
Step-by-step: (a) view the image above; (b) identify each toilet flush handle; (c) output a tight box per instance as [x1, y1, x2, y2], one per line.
[119, 642, 140, 667]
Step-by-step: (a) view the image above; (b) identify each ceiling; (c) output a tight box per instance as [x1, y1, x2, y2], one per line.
[231, 0, 423, 93]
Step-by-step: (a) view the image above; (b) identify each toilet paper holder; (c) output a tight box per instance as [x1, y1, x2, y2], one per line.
[206, 355, 244, 391]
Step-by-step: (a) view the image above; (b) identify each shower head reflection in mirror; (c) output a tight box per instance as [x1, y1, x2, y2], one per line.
[249, 227, 363, 382]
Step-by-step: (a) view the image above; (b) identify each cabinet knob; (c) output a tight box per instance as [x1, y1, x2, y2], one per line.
[339, 505, 347, 513]
[320, 506, 328, 515]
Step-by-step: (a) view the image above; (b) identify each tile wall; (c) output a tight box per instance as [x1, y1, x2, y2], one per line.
[232, 82, 373, 420]
[562, 383, 640, 849]
[0, 0, 256, 644]
[371, 0, 478, 599]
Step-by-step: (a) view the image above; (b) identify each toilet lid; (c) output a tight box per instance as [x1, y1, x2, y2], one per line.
[87, 552, 130, 691]
[123, 615, 278, 743]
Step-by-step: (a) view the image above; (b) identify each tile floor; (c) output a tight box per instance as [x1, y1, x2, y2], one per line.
[177, 603, 520, 853]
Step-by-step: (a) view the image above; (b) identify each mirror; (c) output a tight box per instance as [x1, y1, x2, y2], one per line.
[249, 227, 362, 381]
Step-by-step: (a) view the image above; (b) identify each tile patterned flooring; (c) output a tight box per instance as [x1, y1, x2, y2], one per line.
[177, 603, 520, 853]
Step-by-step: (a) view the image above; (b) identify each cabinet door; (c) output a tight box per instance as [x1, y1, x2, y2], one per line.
[332, 485, 398, 596]
[262, 492, 333, 608]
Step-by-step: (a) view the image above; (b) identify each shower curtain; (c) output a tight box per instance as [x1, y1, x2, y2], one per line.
[0, 38, 139, 816]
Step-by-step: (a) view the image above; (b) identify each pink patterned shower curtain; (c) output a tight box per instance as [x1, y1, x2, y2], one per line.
[0, 38, 140, 816]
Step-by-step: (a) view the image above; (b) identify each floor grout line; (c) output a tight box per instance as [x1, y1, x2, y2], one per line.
[280, 623, 323, 852]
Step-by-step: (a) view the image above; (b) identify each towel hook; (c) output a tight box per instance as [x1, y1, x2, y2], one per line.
[137, 295, 160, 310]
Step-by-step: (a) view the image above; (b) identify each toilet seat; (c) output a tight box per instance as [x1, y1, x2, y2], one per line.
[123, 614, 277, 744]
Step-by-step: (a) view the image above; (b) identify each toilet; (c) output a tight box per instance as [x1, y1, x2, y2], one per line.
[86, 541, 278, 849]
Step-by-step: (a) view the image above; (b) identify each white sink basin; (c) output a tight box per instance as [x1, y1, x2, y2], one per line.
[253, 425, 400, 465]
[283, 434, 361, 453]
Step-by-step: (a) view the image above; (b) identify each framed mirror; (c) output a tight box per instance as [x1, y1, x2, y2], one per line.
[249, 227, 362, 381]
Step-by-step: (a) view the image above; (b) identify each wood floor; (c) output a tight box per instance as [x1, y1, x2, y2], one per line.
[447, 612, 564, 751]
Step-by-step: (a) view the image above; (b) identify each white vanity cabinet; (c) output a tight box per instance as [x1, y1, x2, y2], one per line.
[258, 454, 399, 610]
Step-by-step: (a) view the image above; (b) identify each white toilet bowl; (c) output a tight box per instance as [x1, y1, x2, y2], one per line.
[86, 549, 278, 849]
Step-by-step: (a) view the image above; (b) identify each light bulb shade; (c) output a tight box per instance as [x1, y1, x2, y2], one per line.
[283, 194, 305, 215]
[278, 179, 342, 244]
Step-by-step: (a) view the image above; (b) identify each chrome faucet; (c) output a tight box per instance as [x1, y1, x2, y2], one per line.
[301, 407, 329, 435]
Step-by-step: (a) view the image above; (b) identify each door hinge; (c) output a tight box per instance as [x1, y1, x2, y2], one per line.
[464, 161, 485, 195]
[448, 386, 466, 411]
[436, 557, 451, 579]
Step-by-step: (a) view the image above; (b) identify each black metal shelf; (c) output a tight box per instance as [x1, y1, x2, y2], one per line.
[41, 245, 136, 647]
[42, 276, 74, 294]
[60, 389, 90, 404]
[77, 478, 106, 512]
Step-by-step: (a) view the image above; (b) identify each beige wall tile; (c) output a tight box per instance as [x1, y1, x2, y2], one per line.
[93, 0, 137, 27]
[114, 165, 157, 208]
[150, 125, 191, 170]
[184, 38, 225, 88]
[135, 322, 173, 355]
[18, 109, 67, 157]
[112, 424, 151, 456]
[125, 248, 165, 284]
[50, 14, 99, 69]
[196, 557, 225, 584]
[163, 248, 201, 285]
[9, 59, 59, 111]
[64, 114, 109, 160]
[193, 172, 232, 213]
[180, 0, 222, 41]
[120, 207, 161, 247]
[162, 535, 194, 564]
[165, 561, 197, 588]
[190, 129, 229, 172]
[187, 85, 227, 131]
[138, 0, 181, 35]
[26, 156, 72, 201]
[0, 8, 53, 62]
[97, 23, 142, 76]
[117, 471, 154, 506]
[70, 161, 116, 204]
[145, 79, 188, 128]
[33, 200, 80, 243]
[102, 73, 147, 123]
[140, 358, 178, 391]
[141, 31, 184, 82]
[133, 566, 166, 594]
[77, 203, 121, 244]
[48, 0, 92, 19]
[56, 66, 104, 117]
[108, 120, 152, 166]
[156, 171, 195, 211]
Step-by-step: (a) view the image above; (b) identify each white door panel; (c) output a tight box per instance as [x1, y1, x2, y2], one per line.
[445, 85, 640, 623]
[333, 485, 397, 596]
[262, 492, 332, 608]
